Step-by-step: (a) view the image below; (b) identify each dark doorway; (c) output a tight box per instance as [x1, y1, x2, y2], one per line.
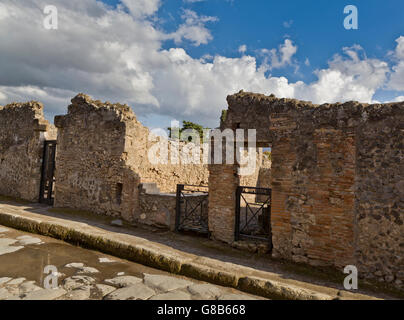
[39, 140, 57, 205]
[235, 186, 272, 246]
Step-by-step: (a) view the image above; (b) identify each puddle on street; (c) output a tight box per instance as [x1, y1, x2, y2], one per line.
[0, 228, 184, 286]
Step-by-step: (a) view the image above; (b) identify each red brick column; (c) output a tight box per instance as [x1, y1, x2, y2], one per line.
[208, 164, 239, 243]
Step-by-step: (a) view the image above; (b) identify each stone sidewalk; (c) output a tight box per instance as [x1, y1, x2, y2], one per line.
[0, 200, 393, 300]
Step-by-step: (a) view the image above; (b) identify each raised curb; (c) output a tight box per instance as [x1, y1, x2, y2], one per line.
[0, 208, 379, 300]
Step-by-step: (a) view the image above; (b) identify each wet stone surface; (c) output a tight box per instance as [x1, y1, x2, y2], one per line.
[0, 225, 263, 300]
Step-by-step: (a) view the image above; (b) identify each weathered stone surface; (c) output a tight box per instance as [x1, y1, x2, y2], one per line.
[95, 284, 116, 297]
[104, 276, 142, 288]
[143, 274, 193, 292]
[62, 286, 92, 300]
[98, 257, 115, 263]
[149, 290, 192, 300]
[6, 277, 26, 286]
[0, 287, 14, 300]
[77, 267, 99, 274]
[0, 101, 56, 201]
[65, 262, 85, 269]
[214, 91, 404, 290]
[187, 283, 223, 299]
[21, 288, 67, 300]
[18, 281, 42, 294]
[104, 283, 155, 300]
[0, 245, 23, 255]
[0, 277, 12, 286]
[63, 276, 96, 291]
[65, 263, 99, 274]
[53, 94, 210, 223]
[16, 235, 43, 245]
[0, 227, 9, 233]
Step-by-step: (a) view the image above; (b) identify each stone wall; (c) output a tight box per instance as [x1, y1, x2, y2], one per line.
[138, 192, 177, 230]
[53, 94, 210, 222]
[355, 108, 404, 287]
[0, 102, 56, 201]
[213, 91, 403, 288]
[54, 94, 140, 221]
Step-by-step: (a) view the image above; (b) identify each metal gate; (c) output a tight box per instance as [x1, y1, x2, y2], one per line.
[235, 186, 272, 244]
[175, 184, 209, 235]
[39, 140, 57, 205]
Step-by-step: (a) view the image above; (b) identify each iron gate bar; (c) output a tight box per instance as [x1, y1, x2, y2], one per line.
[240, 193, 271, 233]
[175, 184, 209, 234]
[235, 185, 272, 243]
[39, 140, 57, 205]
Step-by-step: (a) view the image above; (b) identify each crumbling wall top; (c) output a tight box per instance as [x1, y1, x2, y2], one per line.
[0, 101, 44, 116]
[55, 93, 137, 128]
[0, 101, 49, 132]
[224, 91, 404, 129]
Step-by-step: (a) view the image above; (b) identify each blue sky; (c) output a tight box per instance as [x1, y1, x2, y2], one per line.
[157, 0, 404, 83]
[0, 0, 403, 128]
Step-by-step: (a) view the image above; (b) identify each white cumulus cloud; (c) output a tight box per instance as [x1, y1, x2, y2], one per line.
[0, 0, 402, 128]
[388, 36, 404, 91]
[168, 9, 218, 46]
[261, 39, 298, 70]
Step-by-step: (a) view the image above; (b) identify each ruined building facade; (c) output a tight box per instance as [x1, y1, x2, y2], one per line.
[0, 102, 56, 201]
[0, 91, 402, 290]
[209, 91, 403, 287]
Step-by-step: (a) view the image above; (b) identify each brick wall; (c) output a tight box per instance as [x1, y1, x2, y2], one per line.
[217, 91, 404, 289]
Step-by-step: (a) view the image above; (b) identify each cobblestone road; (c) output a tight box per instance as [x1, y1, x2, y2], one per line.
[0, 225, 263, 300]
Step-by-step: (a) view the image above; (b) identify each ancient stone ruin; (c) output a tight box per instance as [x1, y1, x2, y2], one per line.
[209, 91, 403, 288]
[0, 101, 56, 201]
[0, 91, 402, 290]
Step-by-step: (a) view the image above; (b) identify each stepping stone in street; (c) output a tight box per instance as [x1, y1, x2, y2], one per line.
[62, 286, 92, 300]
[104, 276, 142, 288]
[65, 262, 85, 269]
[77, 267, 99, 274]
[98, 257, 116, 263]
[0, 227, 9, 233]
[0, 287, 14, 300]
[187, 284, 224, 300]
[104, 283, 155, 300]
[0, 245, 24, 256]
[7, 278, 26, 286]
[16, 236, 43, 245]
[65, 263, 99, 274]
[0, 277, 12, 286]
[63, 276, 96, 291]
[149, 290, 192, 300]
[95, 284, 116, 297]
[143, 274, 193, 292]
[21, 288, 67, 300]
[18, 281, 42, 294]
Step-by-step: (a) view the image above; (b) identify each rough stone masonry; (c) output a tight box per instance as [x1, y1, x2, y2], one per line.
[1, 91, 402, 291]
[53, 93, 269, 227]
[0, 102, 56, 201]
[209, 91, 403, 289]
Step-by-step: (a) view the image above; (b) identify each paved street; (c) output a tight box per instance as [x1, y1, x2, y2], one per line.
[0, 225, 262, 300]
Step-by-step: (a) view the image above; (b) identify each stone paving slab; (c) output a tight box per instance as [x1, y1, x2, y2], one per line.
[0, 201, 385, 300]
[0, 225, 262, 300]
